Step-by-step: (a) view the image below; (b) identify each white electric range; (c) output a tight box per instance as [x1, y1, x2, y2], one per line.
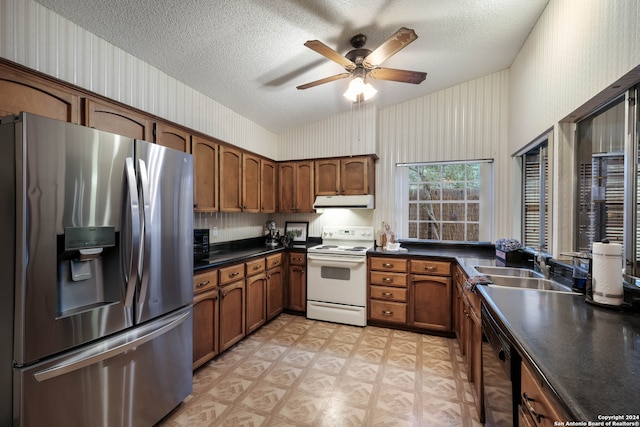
[306, 226, 374, 327]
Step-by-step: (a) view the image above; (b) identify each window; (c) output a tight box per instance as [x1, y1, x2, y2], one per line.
[521, 141, 551, 252]
[395, 160, 493, 242]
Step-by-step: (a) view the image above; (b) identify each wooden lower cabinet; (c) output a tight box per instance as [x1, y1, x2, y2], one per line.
[410, 273, 452, 331]
[520, 360, 569, 426]
[266, 254, 284, 320]
[368, 256, 408, 324]
[192, 269, 219, 369]
[219, 279, 246, 352]
[246, 271, 267, 335]
[286, 252, 306, 313]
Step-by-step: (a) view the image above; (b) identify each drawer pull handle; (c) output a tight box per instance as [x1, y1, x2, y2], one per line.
[253, 265, 262, 270]
[382, 310, 394, 316]
[229, 272, 240, 278]
[382, 277, 393, 283]
[197, 280, 210, 288]
[382, 263, 394, 268]
[381, 292, 394, 297]
[424, 265, 436, 271]
[522, 393, 543, 423]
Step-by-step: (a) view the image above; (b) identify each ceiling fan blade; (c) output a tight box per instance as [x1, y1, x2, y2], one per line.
[363, 27, 418, 69]
[296, 73, 350, 90]
[368, 67, 427, 84]
[304, 40, 356, 71]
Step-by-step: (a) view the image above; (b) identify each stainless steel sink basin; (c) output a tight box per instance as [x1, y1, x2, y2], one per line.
[483, 274, 575, 293]
[474, 265, 542, 278]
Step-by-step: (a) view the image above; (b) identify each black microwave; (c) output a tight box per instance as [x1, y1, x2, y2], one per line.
[194, 229, 209, 261]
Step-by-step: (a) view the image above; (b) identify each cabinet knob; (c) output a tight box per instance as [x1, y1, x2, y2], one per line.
[382, 310, 394, 316]
[382, 277, 393, 283]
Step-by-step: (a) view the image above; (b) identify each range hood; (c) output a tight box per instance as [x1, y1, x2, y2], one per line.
[313, 194, 375, 209]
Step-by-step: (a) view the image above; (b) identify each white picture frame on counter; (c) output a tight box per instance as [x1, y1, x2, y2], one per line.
[285, 221, 308, 244]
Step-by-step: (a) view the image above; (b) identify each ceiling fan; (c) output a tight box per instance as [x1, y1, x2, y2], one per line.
[296, 27, 427, 102]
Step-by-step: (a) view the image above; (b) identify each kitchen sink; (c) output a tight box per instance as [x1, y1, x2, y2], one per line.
[483, 274, 575, 293]
[474, 265, 543, 278]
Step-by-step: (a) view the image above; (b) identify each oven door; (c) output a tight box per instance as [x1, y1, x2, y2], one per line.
[306, 254, 367, 306]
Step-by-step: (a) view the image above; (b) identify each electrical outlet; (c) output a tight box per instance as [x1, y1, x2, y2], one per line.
[212, 227, 218, 236]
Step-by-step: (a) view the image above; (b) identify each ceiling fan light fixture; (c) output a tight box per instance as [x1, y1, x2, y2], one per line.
[343, 74, 376, 102]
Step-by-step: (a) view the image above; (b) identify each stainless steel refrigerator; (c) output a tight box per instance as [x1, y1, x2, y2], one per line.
[0, 113, 194, 427]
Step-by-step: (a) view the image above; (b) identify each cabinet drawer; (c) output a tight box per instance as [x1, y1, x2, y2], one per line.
[369, 271, 407, 287]
[521, 361, 567, 426]
[219, 263, 245, 285]
[289, 253, 306, 265]
[369, 300, 407, 323]
[410, 259, 451, 276]
[370, 285, 407, 302]
[246, 258, 266, 276]
[266, 253, 283, 269]
[193, 269, 218, 294]
[370, 257, 407, 272]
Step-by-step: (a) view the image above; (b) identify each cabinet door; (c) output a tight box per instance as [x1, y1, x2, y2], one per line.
[287, 264, 306, 313]
[315, 158, 341, 195]
[219, 280, 246, 351]
[0, 64, 80, 123]
[341, 156, 372, 195]
[278, 162, 295, 213]
[242, 153, 261, 213]
[246, 273, 267, 334]
[261, 159, 277, 213]
[154, 122, 190, 153]
[220, 146, 243, 212]
[295, 161, 315, 213]
[266, 266, 284, 320]
[84, 98, 151, 140]
[192, 288, 219, 369]
[192, 136, 219, 212]
[410, 274, 452, 331]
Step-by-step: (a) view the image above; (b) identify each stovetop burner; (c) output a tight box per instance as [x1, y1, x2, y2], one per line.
[315, 245, 338, 249]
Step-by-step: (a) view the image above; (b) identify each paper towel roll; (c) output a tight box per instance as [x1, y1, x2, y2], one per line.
[591, 242, 624, 306]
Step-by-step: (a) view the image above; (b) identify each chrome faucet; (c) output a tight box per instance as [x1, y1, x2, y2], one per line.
[535, 248, 551, 279]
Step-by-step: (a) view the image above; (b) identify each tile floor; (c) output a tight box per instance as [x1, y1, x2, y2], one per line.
[158, 313, 483, 427]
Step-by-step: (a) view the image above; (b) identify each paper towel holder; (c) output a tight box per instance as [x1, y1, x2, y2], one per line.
[585, 239, 625, 310]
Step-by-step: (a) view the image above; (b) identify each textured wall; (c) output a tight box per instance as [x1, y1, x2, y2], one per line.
[509, 0, 640, 152]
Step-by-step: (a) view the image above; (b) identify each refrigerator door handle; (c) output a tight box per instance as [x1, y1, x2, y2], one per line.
[137, 158, 152, 314]
[124, 157, 141, 308]
[32, 309, 191, 382]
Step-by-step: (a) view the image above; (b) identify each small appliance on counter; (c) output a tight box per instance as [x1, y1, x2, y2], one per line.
[265, 221, 280, 247]
[194, 229, 210, 261]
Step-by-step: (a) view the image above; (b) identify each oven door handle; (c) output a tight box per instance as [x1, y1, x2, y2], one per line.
[307, 254, 366, 266]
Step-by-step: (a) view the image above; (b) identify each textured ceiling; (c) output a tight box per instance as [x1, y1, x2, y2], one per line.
[33, 0, 548, 134]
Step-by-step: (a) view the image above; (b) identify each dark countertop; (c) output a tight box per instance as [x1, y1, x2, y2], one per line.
[477, 284, 640, 420]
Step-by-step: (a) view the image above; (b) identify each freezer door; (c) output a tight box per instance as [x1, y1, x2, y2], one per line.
[135, 140, 193, 323]
[13, 114, 135, 366]
[14, 307, 193, 427]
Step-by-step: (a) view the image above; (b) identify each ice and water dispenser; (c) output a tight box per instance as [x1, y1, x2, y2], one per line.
[57, 226, 119, 317]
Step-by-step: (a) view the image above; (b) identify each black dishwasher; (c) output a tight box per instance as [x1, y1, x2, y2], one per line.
[482, 302, 520, 427]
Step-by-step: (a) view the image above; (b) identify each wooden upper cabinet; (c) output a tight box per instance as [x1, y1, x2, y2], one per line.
[261, 159, 276, 213]
[0, 62, 80, 123]
[242, 153, 261, 213]
[154, 122, 191, 153]
[192, 135, 219, 212]
[342, 156, 373, 195]
[295, 161, 315, 212]
[220, 145, 243, 212]
[278, 160, 314, 213]
[315, 156, 374, 196]
[315, 158, 341, 195]
[84, 98, 152, 140]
